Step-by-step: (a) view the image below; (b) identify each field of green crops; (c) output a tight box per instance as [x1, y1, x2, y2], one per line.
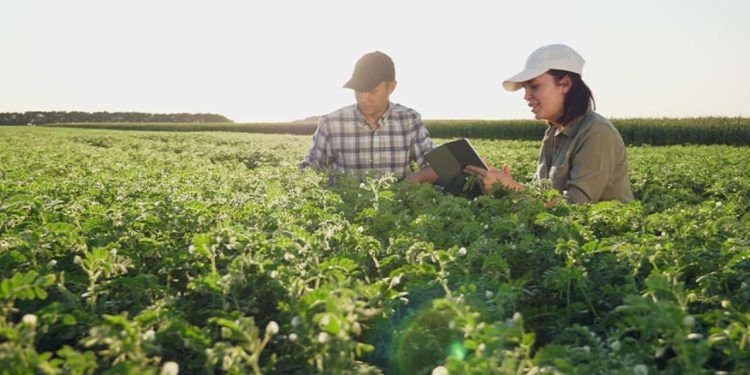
[40, 116, 750, 146]
[1, 126, 749, 374]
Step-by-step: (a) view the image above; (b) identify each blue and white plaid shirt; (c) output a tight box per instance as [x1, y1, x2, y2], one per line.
[300, 102, 435, 179]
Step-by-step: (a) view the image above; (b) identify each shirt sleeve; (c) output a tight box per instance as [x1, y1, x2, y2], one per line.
[299, 117, 330, 170]
[410, 113, 435, 168]
[565, 127, 618, 203]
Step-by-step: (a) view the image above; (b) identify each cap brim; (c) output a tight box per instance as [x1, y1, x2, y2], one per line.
[502, 68, 548, 92]
[343, 76, 380, 92]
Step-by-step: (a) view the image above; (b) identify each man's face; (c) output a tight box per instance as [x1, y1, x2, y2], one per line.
[355, 81, 396, 118]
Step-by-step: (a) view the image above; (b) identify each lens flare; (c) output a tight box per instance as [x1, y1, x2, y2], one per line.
[449, 341, 467, 361]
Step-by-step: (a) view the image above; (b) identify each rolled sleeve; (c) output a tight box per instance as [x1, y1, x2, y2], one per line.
[411, 114, 435, 168]
[300, 117, 331, 170]
[566, 128, 616, 203]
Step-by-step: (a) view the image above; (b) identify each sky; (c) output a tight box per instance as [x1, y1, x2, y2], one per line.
[1, 0, 749, 122]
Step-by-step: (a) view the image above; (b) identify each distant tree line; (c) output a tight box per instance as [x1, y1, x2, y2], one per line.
[0, 111, 232, 125]
[47, 117, 750, 146]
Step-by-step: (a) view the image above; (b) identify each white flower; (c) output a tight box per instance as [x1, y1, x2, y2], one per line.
[288, 333, 298, 342]
[161, 361, 180, 375]
[22, 314, 38, 326]
[477, 343, 486, 352]
[188, 245, 196, 254]
[457, 247, 467, 257]
[389, 275, 402, 288]
[291, 316, 302, 327]
[356, 226, 364, 233]
[485, 290, 494, 299]
[687, 333, 703, 340]
[682, 316, 695, 328]
[266, 321, 279, 335]
[432, 365, 449, 375]
[721, 300, 732, 309]
[269, 270, 279, 279]
[715, 201, 723, 208]
[47, 259, 57, 267]
[318, 332, 330, 344]
[512, 312, 523, 325]
[283, 252, 295, 261]
[142, 329, 156, 341]
[320, 315, 330, 326]
[610, 340, 621, 351]
[633, 364, 648, 375]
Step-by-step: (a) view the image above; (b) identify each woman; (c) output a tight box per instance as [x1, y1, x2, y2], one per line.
[465, 44, 634, 204]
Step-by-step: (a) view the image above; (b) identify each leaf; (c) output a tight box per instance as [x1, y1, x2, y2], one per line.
[726, 248, 750, 269]
[62, 314, 77, 325]
[193, 233, 214, 259]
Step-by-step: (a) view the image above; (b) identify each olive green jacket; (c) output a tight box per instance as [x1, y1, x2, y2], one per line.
[534, 110, 635, 203]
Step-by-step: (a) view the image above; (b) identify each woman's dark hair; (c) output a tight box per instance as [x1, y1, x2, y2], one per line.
[548, 69, 595, 125]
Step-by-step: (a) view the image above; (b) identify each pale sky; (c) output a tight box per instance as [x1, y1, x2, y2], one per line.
[2, 0, 748, 122]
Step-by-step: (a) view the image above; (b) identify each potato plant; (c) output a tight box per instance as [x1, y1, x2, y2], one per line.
[0, 127, 748, 374]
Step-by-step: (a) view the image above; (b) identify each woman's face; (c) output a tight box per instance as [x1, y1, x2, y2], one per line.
[522, 73, 570, 125]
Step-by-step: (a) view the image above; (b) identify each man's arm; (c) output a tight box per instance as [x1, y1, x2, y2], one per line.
[300, 117, 330, 170]
[404, 166, 438, 184]
[405, 112, 438, 183]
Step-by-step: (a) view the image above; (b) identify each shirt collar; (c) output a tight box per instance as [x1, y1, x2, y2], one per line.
[354, 101, 393, 127]
[559, 107, 594, 138]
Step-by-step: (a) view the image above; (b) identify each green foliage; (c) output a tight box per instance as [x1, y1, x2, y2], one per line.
[33, 116, 750, 145]
[0, 127, 748, 373]
[428, 117, 750, 146]
[0, 111, 231, 125]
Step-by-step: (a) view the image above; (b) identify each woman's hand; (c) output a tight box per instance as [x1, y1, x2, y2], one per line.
[464, 159, 525, 193]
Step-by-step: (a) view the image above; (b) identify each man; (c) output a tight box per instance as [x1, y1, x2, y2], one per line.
[300, 51, 438, 183]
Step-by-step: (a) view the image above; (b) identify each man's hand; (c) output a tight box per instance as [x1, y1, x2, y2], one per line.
[404, 166, 439, 185]
[464, 159, 525, 193]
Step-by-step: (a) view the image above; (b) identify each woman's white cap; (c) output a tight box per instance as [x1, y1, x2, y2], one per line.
[502, 44, 585, 92]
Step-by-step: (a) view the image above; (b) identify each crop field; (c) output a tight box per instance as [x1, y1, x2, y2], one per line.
[1, 126, 749, 374]
[40, 116, 750, 146]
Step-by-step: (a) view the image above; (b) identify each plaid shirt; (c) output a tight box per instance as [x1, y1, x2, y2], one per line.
[300, 102, 434, 179]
